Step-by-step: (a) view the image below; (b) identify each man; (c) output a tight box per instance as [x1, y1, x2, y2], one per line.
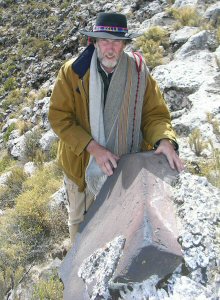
[48, 12, 184, 243]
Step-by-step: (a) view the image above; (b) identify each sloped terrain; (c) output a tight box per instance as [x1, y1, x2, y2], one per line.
[0, 0, 220, 299]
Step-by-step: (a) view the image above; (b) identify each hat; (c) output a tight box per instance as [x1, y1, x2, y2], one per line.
[80, 12, 139, 40]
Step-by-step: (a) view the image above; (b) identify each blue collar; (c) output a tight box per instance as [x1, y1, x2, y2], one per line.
[72, 44, 95, 78]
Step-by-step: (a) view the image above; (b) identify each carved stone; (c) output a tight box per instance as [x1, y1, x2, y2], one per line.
[59, 151, 182, 300]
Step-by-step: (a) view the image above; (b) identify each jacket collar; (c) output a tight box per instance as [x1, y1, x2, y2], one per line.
[72, 44, 95, 78]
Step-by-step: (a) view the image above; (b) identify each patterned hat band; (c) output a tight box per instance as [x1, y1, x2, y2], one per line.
[93, 25, 128, 33]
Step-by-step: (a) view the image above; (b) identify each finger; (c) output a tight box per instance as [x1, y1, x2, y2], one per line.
[168, 157, 175, 170]
[113, 154, 120, 161]
[155, 148, 162, 155]
[174, 157, 185, 173]
[104, 161, 113, 176]
[101, 164, 111, 176]
[109, 156, 118, 169]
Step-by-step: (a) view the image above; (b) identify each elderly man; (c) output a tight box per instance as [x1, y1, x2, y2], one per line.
[48, 12, 184, 243]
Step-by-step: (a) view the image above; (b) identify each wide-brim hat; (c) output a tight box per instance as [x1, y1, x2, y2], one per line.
[80, 12, 140, 40]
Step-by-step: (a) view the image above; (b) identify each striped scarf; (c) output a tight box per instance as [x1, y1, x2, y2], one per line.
[85, 49, 148, 196]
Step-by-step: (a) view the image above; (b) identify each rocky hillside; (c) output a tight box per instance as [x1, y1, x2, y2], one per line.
[0, 0, 220, 299]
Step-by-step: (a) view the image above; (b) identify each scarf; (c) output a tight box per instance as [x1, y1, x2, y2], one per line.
[85, 49, 148, 196]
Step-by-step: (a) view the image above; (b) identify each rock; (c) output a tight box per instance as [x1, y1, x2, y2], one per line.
[170, 26, 199, 49]
[173, 173, 220, 272]
[215, 45, 220, 64]
[174, 30, 218, 59]
[21, 106, 32, 120]
[152, 51, 215, 93]
[204, 2, 220, 26]
[23, 162, 37, 176]
[39, 129, 58, 151]
[139, 11, 175, 30]
[0, 171, 12, 186]
[111, 172, 220, 299]
[50, 185, 67, 208]
[136, 0, 163, 21]
[172, 0, 206, 12]
[60, 152, 182, 300]
[152, 50, 219, 141]
[8, 134, 26, 160]
[168, 276, 212, 299]
[1, 118, 18, 133]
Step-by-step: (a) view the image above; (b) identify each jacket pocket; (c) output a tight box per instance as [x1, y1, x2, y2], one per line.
[58, 142, 83, 179]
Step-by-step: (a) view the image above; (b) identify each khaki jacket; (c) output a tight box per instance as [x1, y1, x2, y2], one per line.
[48, 50, 177, 191]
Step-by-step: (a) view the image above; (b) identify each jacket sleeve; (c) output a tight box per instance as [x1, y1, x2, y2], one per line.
[48, 62, 92, 156]
[141, 74, 177, 149]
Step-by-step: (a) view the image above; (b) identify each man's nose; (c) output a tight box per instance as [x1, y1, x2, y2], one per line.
[106, 41, 115, 51]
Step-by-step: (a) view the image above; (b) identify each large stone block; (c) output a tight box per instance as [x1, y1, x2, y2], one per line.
[60, 151, 182, 300]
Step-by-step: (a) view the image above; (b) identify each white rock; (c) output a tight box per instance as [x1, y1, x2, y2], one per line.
[8, 134, 26, 160]
[170, 276, 211, 299]
[50, 186, 67, 207]
[39, 129, 58, 151]
[0, 171, 12, 186]
[23, 162, 37, 176]
[170, 26, 199, 45]
[172, 0, 206, 12]
[78, 236, 126, 300]
[175, 30, 217, 59]
[1, 118, 17, 133]
[204, 2, 220, 24]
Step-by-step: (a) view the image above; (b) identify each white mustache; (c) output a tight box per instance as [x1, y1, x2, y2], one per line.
[105, 53, 116, 58]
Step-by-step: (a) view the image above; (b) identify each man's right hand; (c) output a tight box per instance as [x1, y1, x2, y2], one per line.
[86, 140, 120, 176]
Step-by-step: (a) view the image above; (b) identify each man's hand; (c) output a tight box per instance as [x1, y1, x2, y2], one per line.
[86, 140, 120, 176]
[155, 139, 184, 173]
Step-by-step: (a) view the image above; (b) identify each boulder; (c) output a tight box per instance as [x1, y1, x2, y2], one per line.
[39, 129, 58, 151]
[170, 26, 199, 49]
[23, 162, 37, 176]
[60, 151, 182, 300]
[152, 50, 219, 140]
[204, 2, 220, 26]
[174, 30, 218, 59]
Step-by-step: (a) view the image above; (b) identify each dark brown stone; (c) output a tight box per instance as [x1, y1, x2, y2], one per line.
[59, 151, 183, 300]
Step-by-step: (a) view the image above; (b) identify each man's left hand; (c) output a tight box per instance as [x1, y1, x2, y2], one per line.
[155, 139, 184, 172]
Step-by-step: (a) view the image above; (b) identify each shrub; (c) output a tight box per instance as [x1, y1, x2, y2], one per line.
[0, 166, 27, 209]
[189, 128, 208, 156]
[33, 149, 47, 165]
[24, 129, 42, 161]
[135, 26, 170, 68]
[217, 25, 220, 42]
[26, 88, 47, 106]
[3, 123, 16, 143]
[206, 113, 220, 139]
[16, 120, 32, 135]
[167, 6, 202, 28]
[54, 34, 65, 43]
[0, 163, 66, 296]
[1, 89, 24, 110]
[13, 163, 67, 254]
[198, 145, 220, 188]
[48, 140, 58, 160]
[0, 153, 14, 174]
[31, 272, 63, 300]
[37, 88, 48, 100]
[141, 40, 164, 68]
[140, 26, 169, 48]
[19, 36, 51, 58]
[3, 77, 16, 92]
[0, 218, 27, 299]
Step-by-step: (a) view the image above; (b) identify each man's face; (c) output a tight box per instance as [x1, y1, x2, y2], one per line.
[95, 38, 125, 70]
